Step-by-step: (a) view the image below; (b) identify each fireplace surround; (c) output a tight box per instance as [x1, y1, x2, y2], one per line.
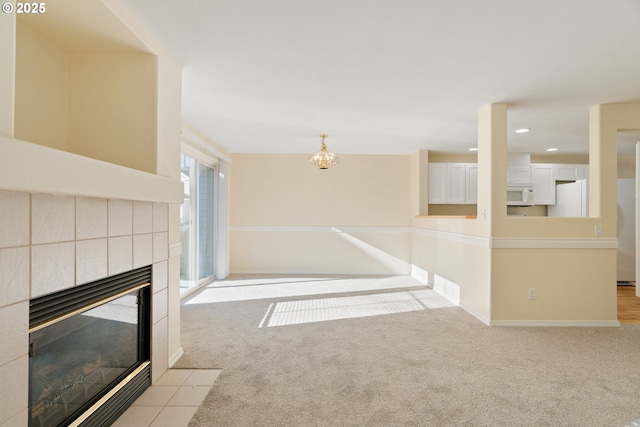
[29, 266, 152, 427]
[0, 186, 180, 426]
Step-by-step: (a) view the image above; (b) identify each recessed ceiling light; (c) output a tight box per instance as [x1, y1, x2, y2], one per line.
[515, 128, 530, 134]
[546, 147, 559, 152]
[469, 147, 478, 151]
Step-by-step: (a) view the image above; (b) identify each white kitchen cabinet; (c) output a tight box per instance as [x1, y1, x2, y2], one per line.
[465, 163, 478, 204]
[579, 164, 589, 180]
[531, 164, 555, 205]
[428, 163, 468, 204]
[428, 163, 447, 204]
[507, 166, 532, 184]
[555, 164, 588, 181]
[448, 163, 466, 203]
[555, 164, 582, 181]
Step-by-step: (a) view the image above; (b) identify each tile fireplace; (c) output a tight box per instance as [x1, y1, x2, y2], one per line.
[0, 189, 174, 426]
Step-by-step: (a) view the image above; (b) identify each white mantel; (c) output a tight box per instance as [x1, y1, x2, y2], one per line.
[0, 136, 183, 204]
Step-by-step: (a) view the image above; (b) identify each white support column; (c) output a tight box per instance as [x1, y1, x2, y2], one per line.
[216, 159, 231, 279]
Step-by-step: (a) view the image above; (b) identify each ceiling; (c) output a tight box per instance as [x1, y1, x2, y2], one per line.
[119, 0, 640, 156]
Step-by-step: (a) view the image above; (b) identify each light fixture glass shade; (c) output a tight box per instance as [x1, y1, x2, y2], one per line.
[308, 134, 339, 169]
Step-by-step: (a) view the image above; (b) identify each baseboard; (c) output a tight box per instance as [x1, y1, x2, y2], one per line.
[410, 264, 429, 285]
[489, 320, 621, 327]
[459, 304, 491, 325]
[168, 347, 184, 367]
[230, 225, 411, 233]
[228, 269, 412, 275]
[490, 237, 618, 249]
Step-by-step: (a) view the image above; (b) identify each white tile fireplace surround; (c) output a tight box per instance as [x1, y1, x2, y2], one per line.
[0, 190, 171, 426]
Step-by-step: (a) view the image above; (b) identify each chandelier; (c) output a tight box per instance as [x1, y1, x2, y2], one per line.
[308, 134, 339, 169]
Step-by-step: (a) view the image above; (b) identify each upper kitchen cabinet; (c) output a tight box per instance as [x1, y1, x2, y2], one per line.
[429, 163, 464, 203]
[428, 163, 475, 204]
[556, 164, 589, 181]
[465, 163, 478, 204]
[507, 153, 532, 184]
[13, 1, 158, 174]
[507, 166, 532, 184]
[531, 164, 555, 205]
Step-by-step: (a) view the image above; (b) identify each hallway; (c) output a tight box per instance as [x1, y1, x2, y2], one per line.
[618, 285, 640, 323]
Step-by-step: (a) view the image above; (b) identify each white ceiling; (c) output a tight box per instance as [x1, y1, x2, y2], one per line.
[120, 0, 640, 156]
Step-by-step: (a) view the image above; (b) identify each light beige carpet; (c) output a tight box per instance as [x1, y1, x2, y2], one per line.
[174, 276, 640, 426]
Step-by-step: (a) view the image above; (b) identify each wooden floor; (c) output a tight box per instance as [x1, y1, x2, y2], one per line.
[618, 285, 640, 324]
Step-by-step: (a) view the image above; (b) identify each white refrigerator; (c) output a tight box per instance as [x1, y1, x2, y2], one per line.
[616, 179, 635, 282]
[548, 179, 588, 217]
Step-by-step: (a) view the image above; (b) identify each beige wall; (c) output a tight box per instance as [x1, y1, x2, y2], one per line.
[230, 153, 412, 274]
[491, 248, 617, 323]
[228, 104, 634, 325]
[428, 204, 478, 216]
[13, 17, 159, 174]
[231, 154, 411, 227]
[530, 154, 589, 164]
[489, 104, 616, 324]
[156, 53, 182, 180]
[408, 104, 622, 325]
[67, 52, 157, 173]
[411, 231, 491, 322]
[231, 229, 411, 274]
[0, 11, 14, 138]
[412, 150, 430, 215]
[428, 152, 478, 163]
[15, 22, 68, 150]
[618, 155, 635, 179]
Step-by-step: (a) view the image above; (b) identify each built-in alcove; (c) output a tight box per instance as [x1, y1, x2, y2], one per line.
[14, 1, 157, 174]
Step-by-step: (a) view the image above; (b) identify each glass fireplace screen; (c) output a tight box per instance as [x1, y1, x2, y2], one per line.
[29, 279, 150, 427]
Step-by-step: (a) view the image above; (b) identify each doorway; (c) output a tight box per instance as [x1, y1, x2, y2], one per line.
[616, 132, 640, 322]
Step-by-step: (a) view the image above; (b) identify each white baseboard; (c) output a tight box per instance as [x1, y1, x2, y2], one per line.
[459, 304, 491, 325]
[410, 264, 429, 285]
[168, 347, 184, 367]
[489, 320, 621, 327]
[229, 269, 413, 275]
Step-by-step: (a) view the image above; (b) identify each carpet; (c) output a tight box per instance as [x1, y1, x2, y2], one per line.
[174, 275, 640, 426]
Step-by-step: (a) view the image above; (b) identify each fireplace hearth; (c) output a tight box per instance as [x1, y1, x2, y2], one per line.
[29, 266, 152, 427]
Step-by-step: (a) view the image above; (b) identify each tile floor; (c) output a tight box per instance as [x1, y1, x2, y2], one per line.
[112, 369, 221, 427]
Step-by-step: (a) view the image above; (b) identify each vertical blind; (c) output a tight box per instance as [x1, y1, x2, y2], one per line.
[180, 153, 217, 290]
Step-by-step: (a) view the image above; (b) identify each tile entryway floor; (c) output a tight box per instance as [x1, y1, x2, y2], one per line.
[112, 369, 221, 427]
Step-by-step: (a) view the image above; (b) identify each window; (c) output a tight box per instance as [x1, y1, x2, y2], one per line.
[180, 153, 217, 292]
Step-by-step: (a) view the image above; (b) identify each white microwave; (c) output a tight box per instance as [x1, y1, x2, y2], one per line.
[507, 185, 534, 206]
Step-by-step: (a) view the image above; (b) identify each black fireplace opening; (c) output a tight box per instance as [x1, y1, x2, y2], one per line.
[29, 266, 152, 427]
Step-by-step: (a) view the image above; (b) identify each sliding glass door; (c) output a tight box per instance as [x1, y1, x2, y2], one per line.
[180, 153, 217, 292]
